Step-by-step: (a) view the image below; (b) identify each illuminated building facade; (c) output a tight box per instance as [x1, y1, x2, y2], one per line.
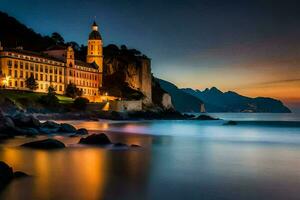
[0, 22, 103, 100]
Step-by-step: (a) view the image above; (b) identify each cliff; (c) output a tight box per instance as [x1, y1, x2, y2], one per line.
[157, 78, 204, 112]
[103, 45, 152, 104]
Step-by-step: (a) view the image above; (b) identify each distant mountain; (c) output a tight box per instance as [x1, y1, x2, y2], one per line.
[181, 87, 291, 113]
[156, 79, 204, 112]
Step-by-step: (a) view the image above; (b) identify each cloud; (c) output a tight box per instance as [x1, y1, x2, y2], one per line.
[255, 78, 300, 86]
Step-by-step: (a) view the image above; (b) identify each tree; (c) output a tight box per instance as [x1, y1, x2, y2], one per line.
[73, 97, 89, 110]
[25, 75, 38, 91]
[39, 84, 59, 109]
[48, 85, 56, 95]
[51, 32, 65, 45]
[66, 41, 80, 51]
[65, 83, 82, 98]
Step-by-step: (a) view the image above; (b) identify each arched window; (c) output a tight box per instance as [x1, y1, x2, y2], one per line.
[91, 45, 94, 51]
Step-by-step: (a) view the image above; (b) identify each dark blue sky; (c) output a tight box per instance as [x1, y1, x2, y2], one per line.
[1, 0, 300, 107]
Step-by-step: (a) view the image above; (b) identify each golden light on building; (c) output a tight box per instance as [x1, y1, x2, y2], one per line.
[0, 21, 104, 102]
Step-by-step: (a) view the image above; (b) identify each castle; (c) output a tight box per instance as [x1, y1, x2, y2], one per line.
[0, 21, 152, 107]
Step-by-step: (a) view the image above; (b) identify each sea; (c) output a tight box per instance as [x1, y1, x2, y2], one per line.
[0, 113, 300, 200]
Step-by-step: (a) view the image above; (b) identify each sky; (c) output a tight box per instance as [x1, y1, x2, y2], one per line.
[0, 0, 300, 110]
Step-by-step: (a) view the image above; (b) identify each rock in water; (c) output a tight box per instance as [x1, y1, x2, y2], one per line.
[130, 144, 141, 148]
[79, 133, 112, 145]
[0, 161, 28, 190]
[195, 114, 219, 120]
[12, 113, 40, 128]
[59, 123, 77, 133]
[113, 142, 128, 148]
[0, 161, 14, 189]
[223, 120, 238, 125]
[42, 121, 60, 129]
[13, 171, 29, 178]
[21, 139, 66, 149]
[76, 128, 89, 135]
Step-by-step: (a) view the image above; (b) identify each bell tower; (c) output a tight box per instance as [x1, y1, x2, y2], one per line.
[87, 21, 103, 72]
[66, 46, 75, 68]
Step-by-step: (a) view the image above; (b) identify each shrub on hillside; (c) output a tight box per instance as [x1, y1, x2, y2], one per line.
[65, 83, 82, 99]
[39, 94, 59, 108]
[73, 97, 89, 110]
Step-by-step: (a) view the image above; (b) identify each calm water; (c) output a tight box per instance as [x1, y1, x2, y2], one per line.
[1, 113, 300, 200]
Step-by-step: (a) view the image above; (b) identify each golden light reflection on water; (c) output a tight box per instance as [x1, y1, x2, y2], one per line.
[0, 134, 151, 200]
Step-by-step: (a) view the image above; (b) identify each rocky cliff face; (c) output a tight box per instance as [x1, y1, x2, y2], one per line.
[151, 78, 174, 110]
[103, 45, 152, 104]
[156, 78, 204, 112]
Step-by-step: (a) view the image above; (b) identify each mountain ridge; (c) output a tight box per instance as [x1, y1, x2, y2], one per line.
[181, 87, 291, 113]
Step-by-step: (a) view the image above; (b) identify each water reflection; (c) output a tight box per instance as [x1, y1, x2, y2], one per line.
[0, 135, 152, 200]
[1, 119, 300, 199]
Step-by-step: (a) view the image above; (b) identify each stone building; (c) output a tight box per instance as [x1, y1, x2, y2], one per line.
[0, 22, 103, 101]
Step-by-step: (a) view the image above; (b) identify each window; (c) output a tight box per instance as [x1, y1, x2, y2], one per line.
[15, 81, 18, 87]
[20, 62, 24, 69]
[7, 60, 12, 67]
[14, 61, 18, 68]
[20, 71, 23, 78]
[30, 64, 34, 71]
[25, 63, 29, 70]
[8, 70, 12, 76]
[14, 70, 18, 78]
[40, 74, 43, 81]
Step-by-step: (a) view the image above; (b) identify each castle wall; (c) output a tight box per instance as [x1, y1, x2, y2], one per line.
[109, 100, 142, 112]
[139, 59, 152, 104]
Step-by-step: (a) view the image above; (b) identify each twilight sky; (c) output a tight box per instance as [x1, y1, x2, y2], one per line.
[1, 0, 300, 110]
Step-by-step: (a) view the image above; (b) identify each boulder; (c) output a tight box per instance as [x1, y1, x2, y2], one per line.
[113, 142, 128, 148]
[12, 113, 40, 128]
[21, 139, 66, 149]
[41, 121, 60, 129]
[0, 161, 14, 189]
[59, 123, 77, 133]
[195, 114, 219, 120]
[0, 161, 28, 190]
[39, 127, 59, 135]
[13, 171, 29, 178]
[223, 120, 238, 125]
[3, 117, 15, 129]
[76, 128, 88, 135]
[24, 128, 40, 136]
[79, 133, 112, 145]
[0, 110, 15, 133]
[130, 144, 141, 148]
